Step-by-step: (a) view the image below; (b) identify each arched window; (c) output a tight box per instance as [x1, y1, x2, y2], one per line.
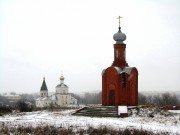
[122, 73, 126, 88]
[124, 50, 126, 58]
[116, 49, 119, 58]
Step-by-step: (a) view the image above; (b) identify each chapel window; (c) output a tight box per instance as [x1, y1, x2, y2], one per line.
[122, 73, 126, 88]
[116, 49, 119, 58]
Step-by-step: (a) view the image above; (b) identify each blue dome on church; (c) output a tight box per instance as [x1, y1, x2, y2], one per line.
[113, 27, 126, 44]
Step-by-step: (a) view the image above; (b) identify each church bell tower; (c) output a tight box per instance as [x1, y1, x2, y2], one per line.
[112, 26, 128, 68]
[40, 77, 48, 97]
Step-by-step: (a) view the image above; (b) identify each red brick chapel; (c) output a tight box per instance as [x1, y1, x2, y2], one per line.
[102, 17, 138, 106]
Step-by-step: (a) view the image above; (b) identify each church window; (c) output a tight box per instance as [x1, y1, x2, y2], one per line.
[122, 73, 126, 88]
[116, 49, 119, 58]
[124, 50, 126, 58]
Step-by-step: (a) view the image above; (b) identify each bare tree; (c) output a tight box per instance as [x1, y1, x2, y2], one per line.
[138, 93, 147, 105]
[17, 100, 32, 112]
[72, 91, 102, 105]
[49, 102, 55, 111]
[153, 93, 180, 106]
[20, 93, 36, 105]
[146, 95, 153, 105]
[83, 92, 102, 104]
[10, 92, 16, 95]
[138, 92, 180, 106]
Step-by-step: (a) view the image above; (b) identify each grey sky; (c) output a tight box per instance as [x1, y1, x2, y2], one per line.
[0, 0, 180, 94]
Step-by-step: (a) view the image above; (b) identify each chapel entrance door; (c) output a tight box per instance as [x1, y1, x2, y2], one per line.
[108, 90, 115, 106]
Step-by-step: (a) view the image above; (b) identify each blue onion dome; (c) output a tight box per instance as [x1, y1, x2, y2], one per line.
[113, 27, 126, 44]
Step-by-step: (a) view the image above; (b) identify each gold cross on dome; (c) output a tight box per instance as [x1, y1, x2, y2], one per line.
[117, 16, 122, 27]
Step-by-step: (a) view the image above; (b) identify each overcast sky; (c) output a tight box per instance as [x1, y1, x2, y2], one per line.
[0, 0, 180, 94]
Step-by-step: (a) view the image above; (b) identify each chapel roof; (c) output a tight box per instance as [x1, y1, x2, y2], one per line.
[56, 83, 68, 88]
[102, 66, 134, 76]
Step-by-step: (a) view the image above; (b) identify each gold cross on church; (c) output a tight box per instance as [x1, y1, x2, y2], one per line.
[117, 16, 122, 27]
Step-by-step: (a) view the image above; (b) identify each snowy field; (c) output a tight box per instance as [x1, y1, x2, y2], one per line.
[0, 109, 180, 135]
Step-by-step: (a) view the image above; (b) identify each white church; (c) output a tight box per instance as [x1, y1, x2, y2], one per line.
[36, 75, 77, 108]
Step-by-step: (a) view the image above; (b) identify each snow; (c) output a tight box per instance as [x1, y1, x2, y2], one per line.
[169, 110, 180, 114]
[0, 109, 180, 134]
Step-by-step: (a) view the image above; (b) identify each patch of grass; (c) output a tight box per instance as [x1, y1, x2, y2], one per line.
[0, 125, 169, 135]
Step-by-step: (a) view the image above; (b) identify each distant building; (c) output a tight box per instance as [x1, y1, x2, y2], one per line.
[0, 94, 21, 106]
[36, 75, 77, 108]
[3, 95, 21, 101]
[102, 19, 138, 106]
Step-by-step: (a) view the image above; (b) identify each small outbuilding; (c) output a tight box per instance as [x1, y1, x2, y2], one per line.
[102, 21, 138, 106]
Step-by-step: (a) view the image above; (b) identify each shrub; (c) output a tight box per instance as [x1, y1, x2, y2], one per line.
[0, 125, 168, 135]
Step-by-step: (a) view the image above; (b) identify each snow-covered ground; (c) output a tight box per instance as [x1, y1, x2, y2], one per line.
[169, 110, 180, 114]
[0, 109, 180, 135]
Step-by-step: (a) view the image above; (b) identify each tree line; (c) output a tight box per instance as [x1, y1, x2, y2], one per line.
[72, 92, 180, 106]
[138, 92, 180, 106]
[71, 92, 102, 105]
[0, 91, 179, 113]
